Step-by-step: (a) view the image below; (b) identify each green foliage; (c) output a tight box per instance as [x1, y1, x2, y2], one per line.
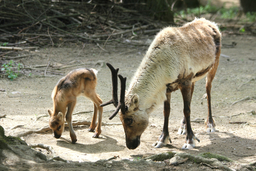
[175, 3, 256, 22]
[239, 27, 246, 33]
[1, 42, 8, 46]
[1, 60, 23, 80]
[175, 4, 219, 18]
[245, 12, 256, 22]
[220, 7, 239, 19]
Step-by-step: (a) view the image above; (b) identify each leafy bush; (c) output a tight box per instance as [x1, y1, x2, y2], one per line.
[1, 60, 23, 80]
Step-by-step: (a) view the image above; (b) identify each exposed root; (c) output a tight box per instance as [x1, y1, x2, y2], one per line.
[29, 143, 55, 155]
[146, 152, 234, 171]
[144, 152, 175, 161]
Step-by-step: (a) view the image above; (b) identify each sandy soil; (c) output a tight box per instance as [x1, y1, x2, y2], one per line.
[0, 33, 256, 170]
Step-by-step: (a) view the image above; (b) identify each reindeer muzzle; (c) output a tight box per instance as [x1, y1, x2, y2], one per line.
[54, 131, 61, 139]
[126, 136, 140, 149]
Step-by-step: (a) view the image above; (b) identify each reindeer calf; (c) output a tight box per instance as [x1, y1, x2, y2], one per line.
[48, 68, 103, 143]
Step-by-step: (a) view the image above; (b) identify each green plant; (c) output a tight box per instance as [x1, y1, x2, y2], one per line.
[1, 60, 23, 80]
[239, 27, 246, 33]
[1, 42, 8, 46]
[175, 4, 218, 18]
[246, 12, 256, 22]
[220, 6, 239, 19]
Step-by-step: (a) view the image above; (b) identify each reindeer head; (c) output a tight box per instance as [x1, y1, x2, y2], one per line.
[48, 110, 65, 139]
[101, 63, 148, 149]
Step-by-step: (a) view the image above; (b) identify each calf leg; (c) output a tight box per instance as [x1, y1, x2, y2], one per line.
[180, 80, 200, 149]
[154, 87, 172, 148]
[66, 101, 77, 143]
[88, 93, 103, 138]
[178, 82, 194, 135]
[88, 104, 97, 132]
[94, 103, 103, 138]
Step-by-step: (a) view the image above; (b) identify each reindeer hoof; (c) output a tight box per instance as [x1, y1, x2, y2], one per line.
[206, 124, 216, 133]
[153, 137, 171, 148]
[181, 143, 194, 150]
[153, 141, 165, 148]
[181, 135, 200, 150]
[177, 127, 186, 135]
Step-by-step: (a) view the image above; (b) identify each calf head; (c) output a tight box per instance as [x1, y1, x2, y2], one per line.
[48, 110, 65, 139]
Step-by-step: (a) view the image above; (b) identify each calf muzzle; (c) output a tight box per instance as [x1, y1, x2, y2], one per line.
[54, 131, 61, 139]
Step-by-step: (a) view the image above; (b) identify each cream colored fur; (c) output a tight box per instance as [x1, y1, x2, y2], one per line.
[127, 18, 221, 113]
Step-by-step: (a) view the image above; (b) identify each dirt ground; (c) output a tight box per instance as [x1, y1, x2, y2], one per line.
[0, 33, 256, 170]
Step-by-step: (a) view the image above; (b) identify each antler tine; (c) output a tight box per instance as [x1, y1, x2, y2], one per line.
[109, 74, 127, 120]
[118, 75, 127, 114]
[100, 63, 119, 107]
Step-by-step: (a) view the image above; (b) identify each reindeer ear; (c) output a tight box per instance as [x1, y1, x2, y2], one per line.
[131, 94, 139, 105]
[48, 110, 53, 116]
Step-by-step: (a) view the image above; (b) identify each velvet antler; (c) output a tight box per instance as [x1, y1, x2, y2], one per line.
[109, 74, 126, 120]
[100, 63, 119, 107]
[100, 63, 127, 120]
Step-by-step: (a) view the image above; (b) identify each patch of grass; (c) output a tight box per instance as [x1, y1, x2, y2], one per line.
[199, 152, 232, 162]
[1, 60, 23, 80]
[220, 6, 240, 19]
[175, 3, 256, 23]
[245, 12, 256, 22]
[175, 3, 219, 18]
[1, 42, 8, 46]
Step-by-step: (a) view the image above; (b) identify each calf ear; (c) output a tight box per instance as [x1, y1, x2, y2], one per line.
[57, 112, 63, 119]
[48, 110, 53, 116]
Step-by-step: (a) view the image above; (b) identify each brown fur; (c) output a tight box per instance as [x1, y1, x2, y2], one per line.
[48, 68, 103, 143]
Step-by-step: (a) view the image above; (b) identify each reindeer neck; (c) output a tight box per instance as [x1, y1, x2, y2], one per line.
[127, 56, 174, 112]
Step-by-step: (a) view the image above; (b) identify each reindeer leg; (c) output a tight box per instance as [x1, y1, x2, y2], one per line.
[205, 52, 220, 132]
[154, 87, 172, 148]
[88, 104, 97, 132]
[66, 101, 77, 143]
[180, 80, 199, 149]
[178, 83, 194, 135]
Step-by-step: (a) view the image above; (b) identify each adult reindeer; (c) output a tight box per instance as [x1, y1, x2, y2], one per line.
[102, 18, 221, 149]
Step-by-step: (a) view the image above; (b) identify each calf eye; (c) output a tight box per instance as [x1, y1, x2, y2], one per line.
[57, 125, 61, 131]
[125, 118, 133, 126]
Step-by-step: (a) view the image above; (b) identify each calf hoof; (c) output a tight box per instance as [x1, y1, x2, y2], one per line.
[71, 139, 77, 144]
[88, 128, 95, 132]
[92, 133, 99, 138]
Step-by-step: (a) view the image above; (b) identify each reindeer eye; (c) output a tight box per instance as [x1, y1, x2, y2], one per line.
[125, 118, 133, 126]
[57, 125, 61, 131]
